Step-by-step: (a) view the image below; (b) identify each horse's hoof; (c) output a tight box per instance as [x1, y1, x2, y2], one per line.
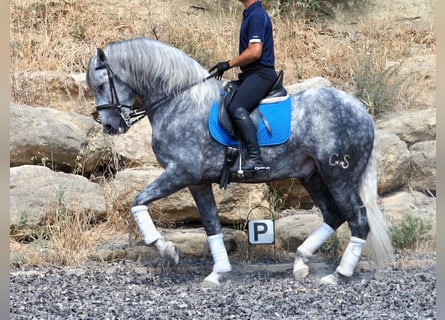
[155, 238, 179, 264]
[320, 272, 339, 286]
[293, 258, 309, 279]
[201, 272, 222, 288]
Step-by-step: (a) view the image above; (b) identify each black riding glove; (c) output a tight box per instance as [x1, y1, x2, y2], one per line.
[209, 61, 231, 79]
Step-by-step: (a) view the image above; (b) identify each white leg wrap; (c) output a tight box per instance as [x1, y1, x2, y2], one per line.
[131, 205, 162, 245]
[336, 236, 366, 277]
[297, 223, 335, 257]
[208, 233, 232, 273]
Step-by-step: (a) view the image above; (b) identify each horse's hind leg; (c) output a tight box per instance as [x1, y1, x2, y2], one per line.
[293, 174, 345, 279]
[319, 187, 369, 285]
[189, 184, 232, 287]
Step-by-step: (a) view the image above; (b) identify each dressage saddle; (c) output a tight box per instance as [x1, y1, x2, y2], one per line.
[218, 70, 288, 139]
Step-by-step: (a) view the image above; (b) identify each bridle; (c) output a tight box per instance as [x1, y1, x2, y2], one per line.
[92, 61, 145, 126]
[92, 55, 218, 126]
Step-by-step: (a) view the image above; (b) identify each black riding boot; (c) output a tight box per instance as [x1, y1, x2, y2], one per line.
[231, 108, 267, 172]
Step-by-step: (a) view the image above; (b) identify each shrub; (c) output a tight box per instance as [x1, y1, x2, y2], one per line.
[353, 51, 410, 117]
[389, 214, 433, 251]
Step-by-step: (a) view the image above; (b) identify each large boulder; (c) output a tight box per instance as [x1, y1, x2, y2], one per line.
[10, 71, 92, 115]
[91, 227, 247, 261]
[375, 108, 436, 146]
[376, 131, 410, 194]
[10, 165, 107, 233]
[110, 117, 160, 168]
[268, 179, 313, 209]
[10, 103, 112, 174]
[408, 141, 436, 193]
[274, 213, 323, 252]
[380, 190, 436, 221]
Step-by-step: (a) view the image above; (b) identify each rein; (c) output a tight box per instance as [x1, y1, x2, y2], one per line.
[93, 57, 218, 126]
[147, 71, 219, 115]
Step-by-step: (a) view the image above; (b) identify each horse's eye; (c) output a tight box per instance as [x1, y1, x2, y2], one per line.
[97, 84, 104, 91]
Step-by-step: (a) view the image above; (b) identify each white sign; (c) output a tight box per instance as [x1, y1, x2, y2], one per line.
[248, 220, 275, 245]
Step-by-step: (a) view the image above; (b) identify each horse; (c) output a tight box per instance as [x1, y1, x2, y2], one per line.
[86, 37, 393, 287]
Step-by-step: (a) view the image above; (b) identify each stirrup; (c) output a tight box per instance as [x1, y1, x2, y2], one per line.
[232, 161, 270, 177]
[253, 165, 270, 171]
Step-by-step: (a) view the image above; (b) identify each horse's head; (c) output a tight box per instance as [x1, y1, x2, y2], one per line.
[86, 48, 137, 135]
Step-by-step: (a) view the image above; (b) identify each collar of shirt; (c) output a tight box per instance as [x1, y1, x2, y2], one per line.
[243, 1, 262, 18]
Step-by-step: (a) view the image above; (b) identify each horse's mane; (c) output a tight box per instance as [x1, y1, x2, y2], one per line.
[105, 37, 220, 109]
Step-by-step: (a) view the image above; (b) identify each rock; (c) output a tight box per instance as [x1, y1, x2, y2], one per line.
[274, 214, 323, 252]
[108, 169, 201, 223]
[10, 103, 112, 174]
[376, 131, 410, 194]
[380, 190, 435, 221]
[376, 108, 436, 147]
[268, 179, 313, 209]
[408, 141, 436, 193]
[91, 228, 246, 261]
[10, 71, 92, 115]
[10, 165, 107, 232]
[111, 117, 160, 168]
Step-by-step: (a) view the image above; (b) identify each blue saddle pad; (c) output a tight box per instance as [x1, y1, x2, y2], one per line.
[208, 96, 292, 147]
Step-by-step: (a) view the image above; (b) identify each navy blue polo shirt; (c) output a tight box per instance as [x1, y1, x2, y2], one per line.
[239, 1, 274, 70]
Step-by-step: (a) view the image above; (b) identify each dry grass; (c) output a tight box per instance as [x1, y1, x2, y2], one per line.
[10, 0, 435, 88]
[9, 0, 436, 266]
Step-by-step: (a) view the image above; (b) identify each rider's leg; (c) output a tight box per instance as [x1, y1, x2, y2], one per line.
[228, 68, 276, 171]
[231, 107, 265, 171]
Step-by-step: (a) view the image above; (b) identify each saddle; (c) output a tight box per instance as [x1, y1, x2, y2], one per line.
[218, 70, 288, 139]
[217, 70, 288, 189]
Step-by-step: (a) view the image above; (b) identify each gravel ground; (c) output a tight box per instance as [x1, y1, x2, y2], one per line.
[10, 254, 436, 320]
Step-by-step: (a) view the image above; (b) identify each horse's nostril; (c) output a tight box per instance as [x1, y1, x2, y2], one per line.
[104, 124, 113, 133]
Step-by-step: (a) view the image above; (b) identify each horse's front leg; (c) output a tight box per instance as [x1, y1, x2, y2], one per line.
[189, 184, 232, 287]
[130, 169, 189, 264]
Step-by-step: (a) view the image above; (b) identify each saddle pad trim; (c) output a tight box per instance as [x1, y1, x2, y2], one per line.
[209, 96, 291, 147]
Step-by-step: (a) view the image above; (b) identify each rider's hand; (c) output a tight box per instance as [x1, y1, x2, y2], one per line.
[209, 61, 231, 79]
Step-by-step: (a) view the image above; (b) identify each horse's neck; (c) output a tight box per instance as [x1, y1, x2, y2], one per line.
[142, 81, 220, 121]
[143, 94, 190, 125]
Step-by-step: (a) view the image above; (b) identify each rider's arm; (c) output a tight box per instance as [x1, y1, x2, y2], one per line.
[228, 42, 263, 69]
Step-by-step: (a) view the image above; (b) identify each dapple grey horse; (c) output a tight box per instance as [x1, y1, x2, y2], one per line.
[86, 37, 393, 286]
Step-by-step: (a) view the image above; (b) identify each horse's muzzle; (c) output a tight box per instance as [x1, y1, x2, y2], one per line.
[103, 123, 128, 135]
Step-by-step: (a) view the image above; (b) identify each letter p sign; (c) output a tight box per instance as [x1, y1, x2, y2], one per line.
[248, 220, 275, 245]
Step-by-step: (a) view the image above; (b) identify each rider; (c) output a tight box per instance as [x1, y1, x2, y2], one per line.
[209, 0, 277, 172]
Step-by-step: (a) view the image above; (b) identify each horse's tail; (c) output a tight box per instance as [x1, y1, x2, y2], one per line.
[359, 135, 394, 266]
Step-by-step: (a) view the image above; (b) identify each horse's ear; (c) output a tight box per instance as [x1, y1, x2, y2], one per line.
[97, 48, 106, 62]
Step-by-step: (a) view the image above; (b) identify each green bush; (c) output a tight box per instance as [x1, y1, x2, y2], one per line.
[389, 214, 433, 251]
[353, 52, 409, 117]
